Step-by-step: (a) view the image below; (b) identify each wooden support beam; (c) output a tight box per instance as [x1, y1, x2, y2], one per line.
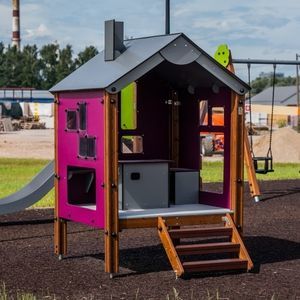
[229, 92, 244, 230]
[53, 93, 67, 256]
[157, 217, 184, 278]
[228, 56, 245, 232]
[119, 214, 224, 230]
[104, 92, 119, 275]
[244, 125, 261, 200]
[226, 214, 253, 270]
[227, 53, 261, 202]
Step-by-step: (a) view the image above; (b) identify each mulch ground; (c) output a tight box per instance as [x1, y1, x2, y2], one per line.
[0, 180, 300, 299]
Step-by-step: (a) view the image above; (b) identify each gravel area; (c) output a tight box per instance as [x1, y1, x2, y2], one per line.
[0, 129, 54, 159]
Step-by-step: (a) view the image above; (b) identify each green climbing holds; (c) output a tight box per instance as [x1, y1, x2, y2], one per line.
[214, 44, 230, 67]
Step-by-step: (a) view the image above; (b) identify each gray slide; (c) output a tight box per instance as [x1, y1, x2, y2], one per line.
[0, 160, 54, 215]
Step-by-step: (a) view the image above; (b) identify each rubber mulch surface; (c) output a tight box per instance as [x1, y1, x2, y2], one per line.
[0, 180, 299, 299]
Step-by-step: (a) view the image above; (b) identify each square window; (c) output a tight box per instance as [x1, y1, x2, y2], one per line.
[66, 110, 77, 130]
[67, 166, 96, 206]
[121, 135, 143, 154]
[79, 136, 96, 159]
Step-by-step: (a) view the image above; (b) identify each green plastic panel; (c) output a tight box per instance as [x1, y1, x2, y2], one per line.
[121, 82, 137, 130]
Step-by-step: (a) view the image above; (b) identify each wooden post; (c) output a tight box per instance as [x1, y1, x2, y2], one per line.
[53, 93, 67, 257]
[227, 54, 260, 204]
[229, 92, 245, 231]
[244, 126, 261, 201]
[104, 92, 119, 276]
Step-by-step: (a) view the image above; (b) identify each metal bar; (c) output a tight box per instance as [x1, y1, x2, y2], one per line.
[165, 0, 170, 34]
[233, 59, 300, 66]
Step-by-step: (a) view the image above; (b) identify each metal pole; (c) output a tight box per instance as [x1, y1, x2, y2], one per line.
[296, 54, 300, 132]
[233, 59, 300, 66]
[165, 0, 170, 34]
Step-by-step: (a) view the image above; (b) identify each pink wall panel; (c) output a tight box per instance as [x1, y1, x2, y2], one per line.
[57, 90, 105, 228]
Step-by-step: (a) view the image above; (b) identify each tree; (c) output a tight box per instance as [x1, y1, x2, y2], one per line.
[56, 44, 75, 82]
[0, 42, 6, 86]
[39, 43, 59, 89]
[250, 75, 297, 95]
[2, 45, 23, 87]
[0, 43, 99, 90]
[75, 46, 98, 68]
[20, 45, 41, 88]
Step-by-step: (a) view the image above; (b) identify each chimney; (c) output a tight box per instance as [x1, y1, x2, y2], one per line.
[12, 0, 21, 50]
[104, 20, 125, 61]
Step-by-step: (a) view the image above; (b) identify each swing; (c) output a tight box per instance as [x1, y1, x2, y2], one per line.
[247, 64, 276, 174]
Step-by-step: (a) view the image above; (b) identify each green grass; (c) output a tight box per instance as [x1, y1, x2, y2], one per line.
[202, 161, 300, 182]
[0, 158, 299, 209]
[0, 158, 54, 208]
[0, 283, 37, 300]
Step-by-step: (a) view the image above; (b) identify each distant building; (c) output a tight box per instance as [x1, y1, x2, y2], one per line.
[246, 85, 299, 127]
[0, 88, 54, 128]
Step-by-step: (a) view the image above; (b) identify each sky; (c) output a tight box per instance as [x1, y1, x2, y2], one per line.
[0, 0, 299, 79]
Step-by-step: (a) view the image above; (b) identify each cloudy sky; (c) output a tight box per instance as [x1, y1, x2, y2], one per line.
[0, 0, 299, 79]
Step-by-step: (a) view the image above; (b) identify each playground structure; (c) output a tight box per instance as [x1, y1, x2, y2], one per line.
[48, 20, 254, 277]
[0, 19, 299, 277]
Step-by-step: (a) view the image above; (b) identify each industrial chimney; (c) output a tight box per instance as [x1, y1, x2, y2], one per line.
[12, 0, 21, 50]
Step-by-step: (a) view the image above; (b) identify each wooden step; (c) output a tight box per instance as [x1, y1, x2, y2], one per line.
[176, 242, 240, 255]
[169, 227, 232, 239]
[182, 258, 248, 273]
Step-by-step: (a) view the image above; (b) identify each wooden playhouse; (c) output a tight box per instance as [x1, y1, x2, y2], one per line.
[50, 20, 253, 278]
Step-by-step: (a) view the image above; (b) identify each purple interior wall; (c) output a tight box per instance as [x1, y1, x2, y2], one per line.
[178, 88, 200, 170]
[119, 73, 170, 160]
[57, 90, 105, 228]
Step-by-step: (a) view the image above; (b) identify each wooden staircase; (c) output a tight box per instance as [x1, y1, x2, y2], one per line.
[157, 213, 253, 278]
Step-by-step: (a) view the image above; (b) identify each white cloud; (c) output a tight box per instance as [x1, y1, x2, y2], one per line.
[0, 0, 299, 78]
[24, 24, 51, 39]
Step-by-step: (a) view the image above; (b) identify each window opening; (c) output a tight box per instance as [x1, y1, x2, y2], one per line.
[121, 135, 143, 154]
[67, 166, 96, 206]
[78, 102, 87, 131]
[199, 100, 208, 126]
[79, 136, 96, 159]
[200, 133, 224, 194]
[212, 107, 224, 126]
[66, 110, 77, 131]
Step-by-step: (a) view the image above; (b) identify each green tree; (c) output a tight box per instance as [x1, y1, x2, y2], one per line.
[56, 44, 75, 82]
[2, 45, 23, 87]
[20, 45, 41, 88]
[250, 75, 297, 95]
[75, 46, 98, 68]
[250, 76, 270, 95]
[39, 43, 59, 89]
[0, 42, 6, 86]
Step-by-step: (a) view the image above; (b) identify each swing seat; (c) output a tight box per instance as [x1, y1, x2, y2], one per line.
[253, 157, 274, 174]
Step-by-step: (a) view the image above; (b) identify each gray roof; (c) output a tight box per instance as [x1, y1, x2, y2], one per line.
[251, 85, 298, 106]
[0, 89, 54, 103]
[50, 33, 249, 96]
